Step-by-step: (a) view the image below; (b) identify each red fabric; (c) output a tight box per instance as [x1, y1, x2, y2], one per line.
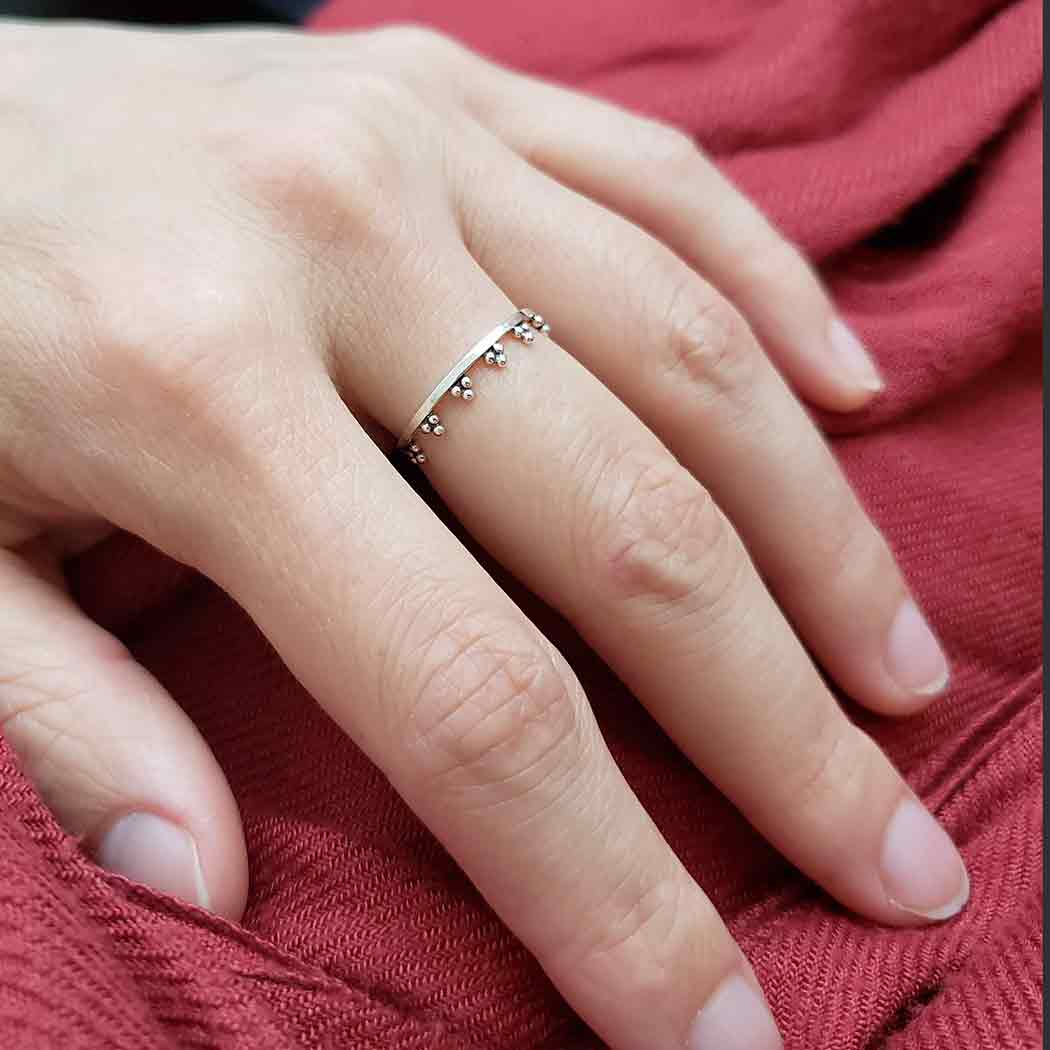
[1, 1, 1042, 1047]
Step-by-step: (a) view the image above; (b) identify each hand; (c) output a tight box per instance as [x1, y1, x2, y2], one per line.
[0, 21, 967, 1050]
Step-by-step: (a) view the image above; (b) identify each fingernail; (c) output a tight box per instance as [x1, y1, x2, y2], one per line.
[886, 598, 951, 696]
[97, 812, 210, 909]
[880, 797, 969, 921]
[828, 317, 884, 393]
[688, 973, 783, 1050]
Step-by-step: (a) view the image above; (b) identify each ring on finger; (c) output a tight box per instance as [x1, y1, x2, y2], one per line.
[396, 307, 551, 464]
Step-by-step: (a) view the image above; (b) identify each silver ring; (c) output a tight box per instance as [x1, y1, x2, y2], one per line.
[397, 307, 551, 464]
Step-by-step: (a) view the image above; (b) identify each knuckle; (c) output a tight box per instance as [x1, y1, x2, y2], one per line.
[588, 452, 740, 614]
[790, 719, 883, 828]
[790, 480, 887, 594]
[634, 120, 699, 179]
[327, 71, 428, 144]
[369, 23, 465, 67]
[566, 872, 686, 985]
[212, 74, 426, 248]
[733, 233, 818, 301]
[656, 274, 759, 408]
[405, 614, 584, 801]
[79, 270, 258, 416]
[65, 258, 287, 488]
[0, 189, 282, 472]
[222, 101, 358, 199]
[815, 506, 871, 588]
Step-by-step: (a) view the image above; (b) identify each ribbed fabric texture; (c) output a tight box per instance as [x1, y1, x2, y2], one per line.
[0, 1, 1042, 1047]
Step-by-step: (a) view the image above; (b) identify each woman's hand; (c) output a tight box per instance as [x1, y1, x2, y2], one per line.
[0, 21, 966, 1050]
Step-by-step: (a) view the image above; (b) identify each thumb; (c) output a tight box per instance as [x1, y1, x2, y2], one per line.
[0, 545, 247, 919]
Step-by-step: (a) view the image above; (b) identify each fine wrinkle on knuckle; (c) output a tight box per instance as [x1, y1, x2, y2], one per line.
[789, 717, 880, 834]
[405, 616, 582, 803]
[590, 452, 737, 618]
[557, 864, 690, 998]
[791, 483, 887, 596]
[370, 570, 474, 712]
[657, 275, 758, 410]
[263, 444, 377, 565]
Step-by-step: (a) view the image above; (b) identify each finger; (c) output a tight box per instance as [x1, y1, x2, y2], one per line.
[467, 66, 884, 410]
[463, 150, 950, 717]
[107, 362, 782, 1050]
[343, 234, 967, 931]
[0, 542, 247, 918]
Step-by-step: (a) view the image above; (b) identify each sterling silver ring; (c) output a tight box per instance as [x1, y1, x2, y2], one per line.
[397, 307, 551, 465]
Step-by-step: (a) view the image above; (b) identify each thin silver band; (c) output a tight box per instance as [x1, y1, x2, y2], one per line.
[396, 310, 526, 449]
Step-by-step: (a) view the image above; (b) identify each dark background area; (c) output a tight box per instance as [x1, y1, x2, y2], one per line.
[0, 0, 303, 24]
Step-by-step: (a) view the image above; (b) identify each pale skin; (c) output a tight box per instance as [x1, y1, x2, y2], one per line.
[0, 21, 969, 1050]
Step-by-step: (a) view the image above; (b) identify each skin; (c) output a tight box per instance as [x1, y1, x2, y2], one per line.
[0, 21, 967, 1050]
